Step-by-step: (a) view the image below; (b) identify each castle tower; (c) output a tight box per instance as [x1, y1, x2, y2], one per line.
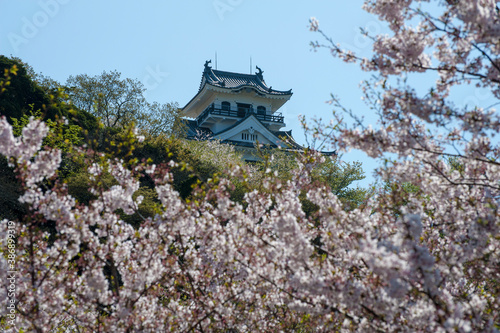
[182, 60, 304, 161]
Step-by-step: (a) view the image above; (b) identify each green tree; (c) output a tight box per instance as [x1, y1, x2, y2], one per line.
[0, 56, 99, 132]
[65, 70, 184, 137]
[0, 55, 48, 122]
[66, 70, 146, 128]
[137, 101, 185, 138]
[313, 157, 369, 210]
[255, 149, 369, 210]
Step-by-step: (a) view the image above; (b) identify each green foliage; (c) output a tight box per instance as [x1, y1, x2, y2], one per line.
[180, 139, 250, 202]
[137, 101, 186, 138]
[65, 135, 249, 228]
[11, 107, 83, 152]
[448, 156, 465, 175]
[256, 148, 299, 182]
[181, 139, 245, 177]
[133, 136, 195, 199]
[0, 157, 27, 220]
[380, 179, 422, 218]
[254, 149, 369, 210]
[0, 62, 18, 94]
[121, 187, 161, 228]
[0, 56, 99, 133]
[66, 70, 146, 128]
[66, 171, 98, 206]
[0, 55, 47, 121]
[65, 70, 185, 138]
[313, 157, 369, 210]
[133, 136, 246, 201]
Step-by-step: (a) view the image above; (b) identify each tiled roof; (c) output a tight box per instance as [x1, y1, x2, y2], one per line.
[273, 130, 304, 150]
[200, 60, 292, 96]
[273, 131, 336, 155]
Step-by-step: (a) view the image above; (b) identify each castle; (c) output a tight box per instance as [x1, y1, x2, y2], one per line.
[182, 61, 327, 160]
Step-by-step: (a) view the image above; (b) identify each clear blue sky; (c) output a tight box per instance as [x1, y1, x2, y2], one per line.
[2, 0, 484, 187]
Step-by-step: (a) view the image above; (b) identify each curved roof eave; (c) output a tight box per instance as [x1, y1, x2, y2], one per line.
[207, 83, 292, 98]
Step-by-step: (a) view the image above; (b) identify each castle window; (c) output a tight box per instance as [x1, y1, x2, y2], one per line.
[221, 101, 230, 111]
[257, 106, 266, 115]
[242, 133, 257, 141]
[237, 103, 251, 117]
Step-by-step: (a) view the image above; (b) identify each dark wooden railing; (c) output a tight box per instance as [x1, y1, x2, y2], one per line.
[196, 104, 284, 126]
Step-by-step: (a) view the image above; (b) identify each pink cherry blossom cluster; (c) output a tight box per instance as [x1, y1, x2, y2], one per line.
[311, 0, 500, 330]
[0, 109, 498, 331]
